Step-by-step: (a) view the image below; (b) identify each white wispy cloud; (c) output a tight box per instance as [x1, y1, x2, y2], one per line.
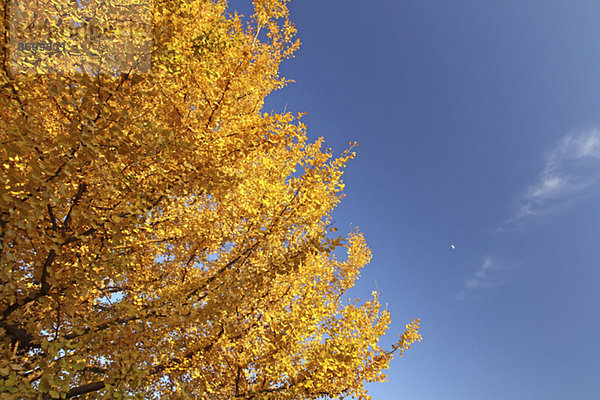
[456, 129, 599, 298]
[457, 257, 506, 299]
[464, 258, 495, 289]
[503, 128, 600, 229]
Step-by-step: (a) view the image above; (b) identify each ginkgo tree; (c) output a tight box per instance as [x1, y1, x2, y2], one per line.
[0, 0, 420, 398]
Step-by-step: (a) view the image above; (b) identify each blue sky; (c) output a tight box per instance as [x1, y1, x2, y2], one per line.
[230, 1, 600, 399]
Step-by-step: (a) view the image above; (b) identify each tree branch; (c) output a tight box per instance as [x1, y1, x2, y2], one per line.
[62, 183, 87, 231]
[65, 381, 106, 398]
[47, 204, 59, 230]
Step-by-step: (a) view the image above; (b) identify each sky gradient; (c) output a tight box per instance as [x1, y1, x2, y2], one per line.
[230, 1, 600, 399]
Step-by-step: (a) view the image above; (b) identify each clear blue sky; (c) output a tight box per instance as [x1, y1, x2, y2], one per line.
[231, 1, 600, 399]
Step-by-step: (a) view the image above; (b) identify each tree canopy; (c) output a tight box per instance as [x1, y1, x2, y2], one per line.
[0, 0, 420, 398]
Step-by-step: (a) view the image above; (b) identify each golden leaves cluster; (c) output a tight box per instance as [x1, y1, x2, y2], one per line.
[0, 0, 419, 398]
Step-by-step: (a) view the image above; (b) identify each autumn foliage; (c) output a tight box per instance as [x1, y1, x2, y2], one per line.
[0, 0, 420, 398]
